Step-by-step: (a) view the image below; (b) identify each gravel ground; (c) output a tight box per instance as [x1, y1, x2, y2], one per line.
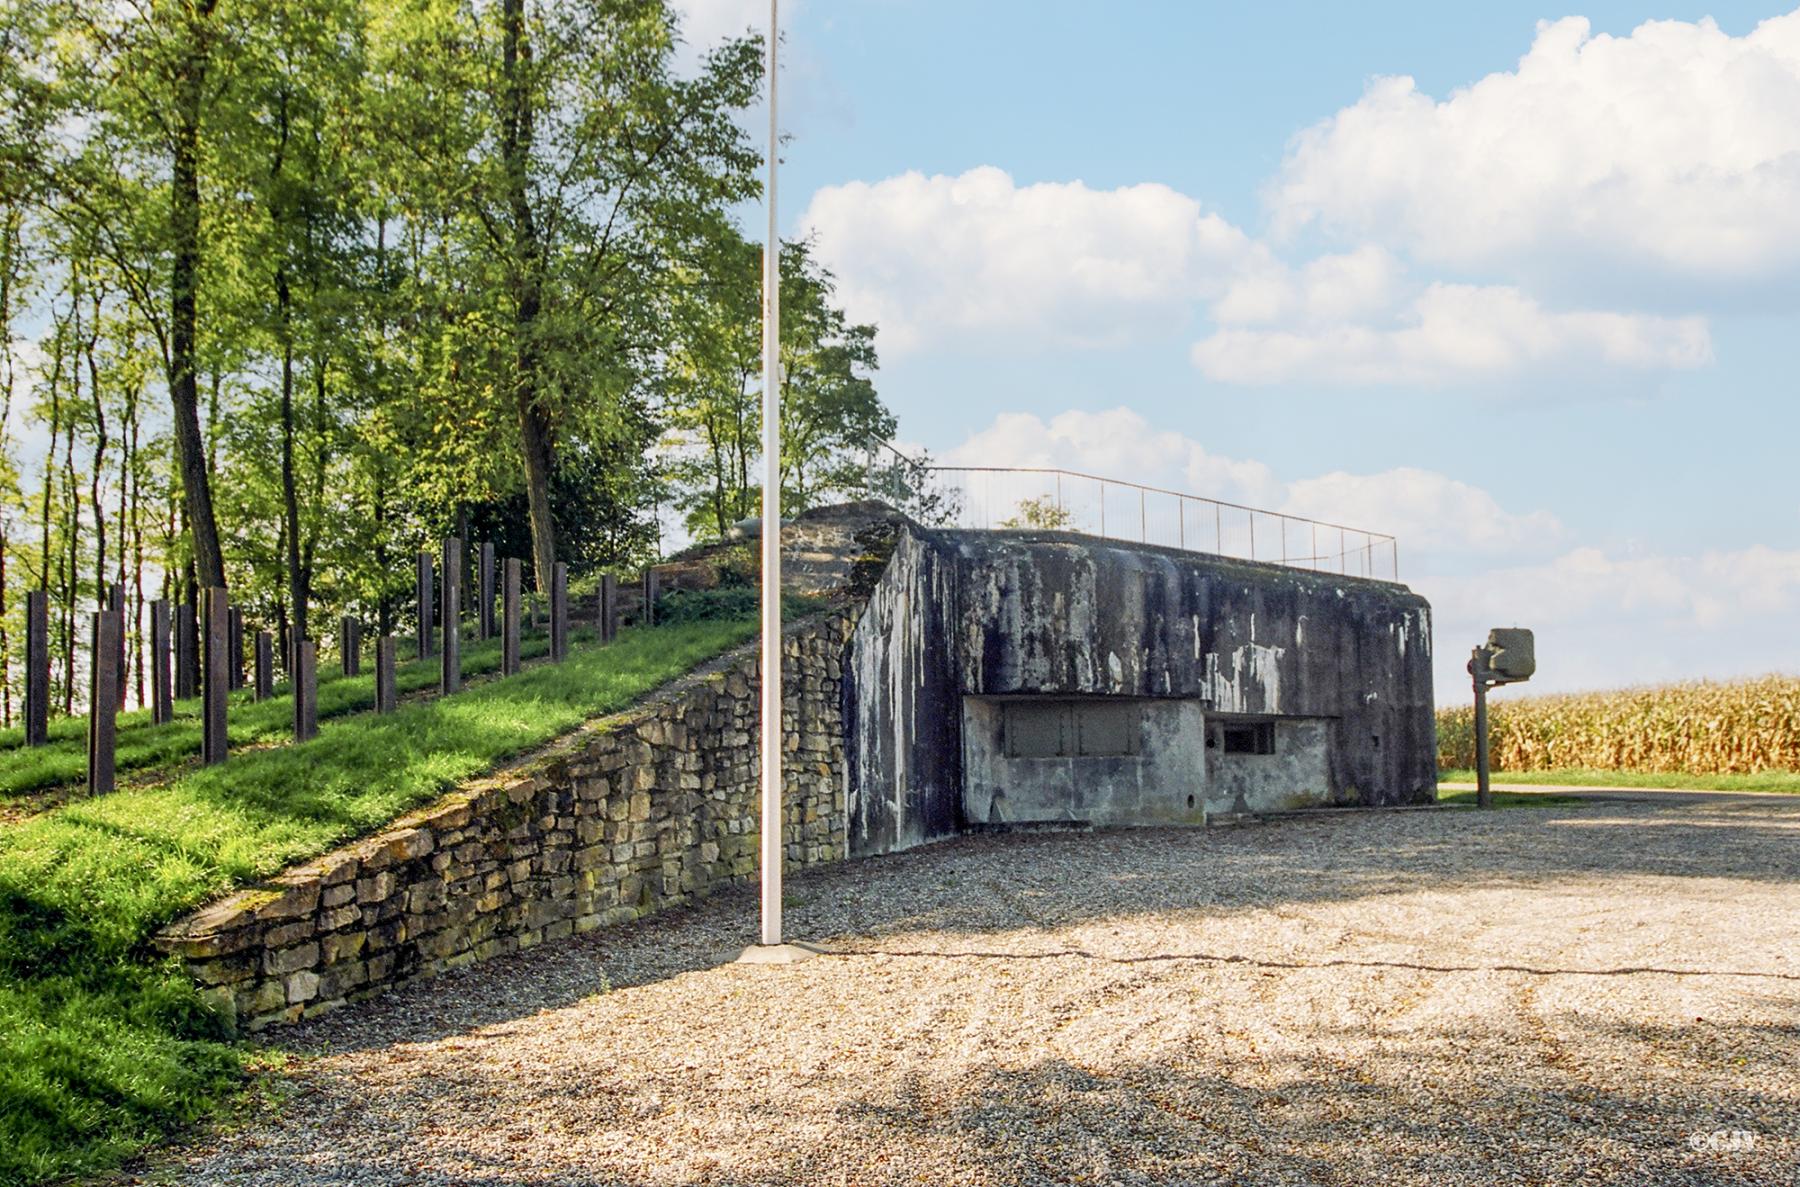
[154, 798, 1799, 1186]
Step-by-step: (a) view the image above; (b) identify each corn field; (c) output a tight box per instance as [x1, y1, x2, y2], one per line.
[1437, 674, 1800, 774]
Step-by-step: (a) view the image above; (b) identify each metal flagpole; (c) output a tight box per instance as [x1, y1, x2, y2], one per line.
[758, 0, 784, 949]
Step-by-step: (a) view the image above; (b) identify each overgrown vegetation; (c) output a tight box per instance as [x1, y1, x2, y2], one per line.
[1437, 674, 1800, 775]
[653, 586, 819, 626]
[0, 617, 754, 1187]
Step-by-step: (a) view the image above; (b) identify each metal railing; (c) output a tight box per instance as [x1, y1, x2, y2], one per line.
[920, 466, 1400, 581]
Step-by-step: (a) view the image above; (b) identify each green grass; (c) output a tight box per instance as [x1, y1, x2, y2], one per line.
[0, 616, 757, 1187]
[1433, 786, 1589, 808]
[0, 632, 559, 803]
[1437, 767, 1800, 794]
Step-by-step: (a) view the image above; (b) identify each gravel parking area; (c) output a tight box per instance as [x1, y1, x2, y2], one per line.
[157, 797, 1799, 1186]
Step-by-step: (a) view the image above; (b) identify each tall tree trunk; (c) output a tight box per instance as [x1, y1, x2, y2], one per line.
[278, 268, 307, 646]
[60, 406, 78, 713]
[127, 391, 145, 709]
[168, 0, 227, 590]
[85, 289, 107, 610]
[374, 457, 391, 636]
[501, 0, 557, 590]
[0, 204, 16, 724]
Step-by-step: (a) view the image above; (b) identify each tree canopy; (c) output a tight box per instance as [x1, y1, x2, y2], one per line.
[0, 0, 917, 720]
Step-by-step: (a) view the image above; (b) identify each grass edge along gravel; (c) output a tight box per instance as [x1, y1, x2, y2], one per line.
[1437, 767, 1800, 794]
[0, 615, 757, 1187]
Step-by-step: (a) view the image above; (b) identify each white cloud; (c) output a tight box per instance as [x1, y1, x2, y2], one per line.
[942, 408, 1280, 508]
[1270, 11, 1800, 294]
[1212, 245, 1402, 327]
[800, 167, 1260, 355]
[941, 408, 1555, 561]
[802, 166, 1714, 387]
[941, 408, 1800, 697]
[1421, 544, 1800, 694]
[670, 0, 776, 51]
[1282, 468, 1562, 557]
[1192, 283, 1712, 386]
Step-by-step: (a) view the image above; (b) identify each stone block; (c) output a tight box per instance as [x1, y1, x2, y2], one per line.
[286, 970, 322, 1004]
[320, 929, 367, 965]
[318, 904, 362, 933]
[254, 883, 321, 922]
[262, 920, 315, 949]
[264, 942, 320, 976]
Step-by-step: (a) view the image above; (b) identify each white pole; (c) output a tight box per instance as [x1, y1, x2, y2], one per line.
[758, 0, 783, 948]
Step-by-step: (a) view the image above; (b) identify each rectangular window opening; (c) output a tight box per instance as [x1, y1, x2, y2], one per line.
[1004, 700, 1142, 758]
[1220, 722, 1276, 755]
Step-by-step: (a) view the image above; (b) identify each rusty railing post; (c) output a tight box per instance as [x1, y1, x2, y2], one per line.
[201, 588, 229, 765]
[502, 559, 522, 676]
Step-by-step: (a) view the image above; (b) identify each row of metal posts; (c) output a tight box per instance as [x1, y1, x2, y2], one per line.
[22, 540, 654, 795]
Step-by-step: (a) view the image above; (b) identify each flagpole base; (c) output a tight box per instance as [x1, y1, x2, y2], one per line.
[734, 941, 828, 965]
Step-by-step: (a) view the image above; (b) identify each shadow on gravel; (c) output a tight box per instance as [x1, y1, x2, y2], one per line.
[280, 799, 1800, 1057]
[792, 1035, 1798, 1187]
[221, 1016, 1800, 1187]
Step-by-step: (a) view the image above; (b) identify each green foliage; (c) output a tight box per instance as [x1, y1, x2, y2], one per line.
[651, 586, 821, 626]
[999, 495, 1075, 531]
[0, 615, 754, 1186]
[0, 0, 900, 729]
[660, 237, 896, 542]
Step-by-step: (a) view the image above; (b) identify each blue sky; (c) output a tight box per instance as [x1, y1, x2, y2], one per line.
[682, 0, 1800, 699]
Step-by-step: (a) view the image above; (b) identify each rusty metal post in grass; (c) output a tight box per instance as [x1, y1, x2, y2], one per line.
[108, 584, 126, 711]
[478, 542, 495, 641]
[87, 609, 120, 793]
[340, 617, 361, 677]
[441, 538, 462, 694]
[201, 589, 229, 765]
[599, 572, 617, 644]
[150, 599, 173, 724]
[375, 636, 397, 714]
[293, 638, 318, 742]
[25, 589, 49, 746]
[176, 598, 198, 700]
[550, 562, 568, 662]
[502, 559, 522, 677]
[254, 631, 274, 701]
[228, 606, 244, 691]
[417, 551, 435, 659]
[641, 567, 659, 627]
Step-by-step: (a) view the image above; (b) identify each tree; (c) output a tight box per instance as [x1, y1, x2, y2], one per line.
[377, 0, 762, 588]
[660, 234, 897, 542]
[1000, 495, 1075, 531]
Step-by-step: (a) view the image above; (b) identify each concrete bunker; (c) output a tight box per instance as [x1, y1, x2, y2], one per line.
[842, 515, 1436, 854]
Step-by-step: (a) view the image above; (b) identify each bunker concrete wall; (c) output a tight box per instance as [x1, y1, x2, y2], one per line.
[961, 696, 1209, 827]
[1206, 717, 1333, 815]
[157, 613, 855, 1032]
[845, 527, 1436, 854]
[844, 530, 963, 856]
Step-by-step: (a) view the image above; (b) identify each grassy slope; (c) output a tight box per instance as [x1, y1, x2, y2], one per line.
[1438, 767, 1800, 794]
[0, 617, 755, 1187]
[0, 634, 556, 802]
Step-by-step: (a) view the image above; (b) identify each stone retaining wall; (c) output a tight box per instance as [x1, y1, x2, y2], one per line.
[157, 610, 857, 1032]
